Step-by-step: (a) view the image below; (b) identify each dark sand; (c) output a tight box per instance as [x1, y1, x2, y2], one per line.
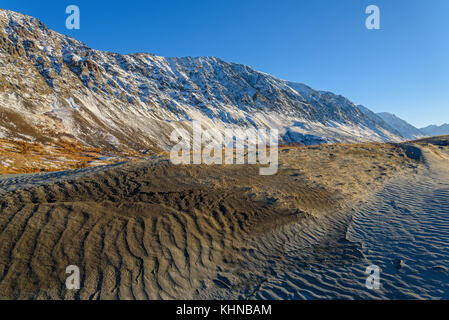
[0, 138, 446, 299]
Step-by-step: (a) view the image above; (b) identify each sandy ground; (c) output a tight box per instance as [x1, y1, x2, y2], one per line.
[0, 138, 447, 299]
[212, 140, 449, 299]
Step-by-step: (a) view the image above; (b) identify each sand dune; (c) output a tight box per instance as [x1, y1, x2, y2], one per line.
[0, 139, 446, 300]
[243, 143, 449, 299]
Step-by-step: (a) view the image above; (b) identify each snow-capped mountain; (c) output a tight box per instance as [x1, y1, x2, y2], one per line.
[376, 112, 425, 141]
[0, 8, 404, 151]
[421, 124, 449, 137]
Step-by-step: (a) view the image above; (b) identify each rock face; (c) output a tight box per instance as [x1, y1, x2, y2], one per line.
[0, 8, 404, 151]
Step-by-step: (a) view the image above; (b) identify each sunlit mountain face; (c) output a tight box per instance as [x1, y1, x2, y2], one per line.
[0, 8, 404, 153]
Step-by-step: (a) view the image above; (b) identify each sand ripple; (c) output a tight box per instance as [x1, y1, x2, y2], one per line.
[235, 148, 449, 299]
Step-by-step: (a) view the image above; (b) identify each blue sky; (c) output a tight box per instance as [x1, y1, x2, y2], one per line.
[2, 0, 448, 127]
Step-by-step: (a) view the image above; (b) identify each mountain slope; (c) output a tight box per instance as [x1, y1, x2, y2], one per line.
[0, 8, 403, 151]
[421, 124, 449, 137]
[357, 106, 403, 137]
[377, 112, 425, 140]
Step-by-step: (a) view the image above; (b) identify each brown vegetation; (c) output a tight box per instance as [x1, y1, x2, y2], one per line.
[0, 138, 147, 175]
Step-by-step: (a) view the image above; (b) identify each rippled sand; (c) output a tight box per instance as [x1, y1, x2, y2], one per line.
[0, 139, 447, 300]
[228, 145, 449, 299]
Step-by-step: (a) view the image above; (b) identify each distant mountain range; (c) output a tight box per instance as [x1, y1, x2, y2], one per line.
[376, 112, 426, 140]
[420, 124, 449, 137]
[375, 112, 448, 140]
[0, 8, 446, 151]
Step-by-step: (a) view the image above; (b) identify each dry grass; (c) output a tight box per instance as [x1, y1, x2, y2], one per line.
[17, 141, 32, 154]
[0, 138, 147, 175]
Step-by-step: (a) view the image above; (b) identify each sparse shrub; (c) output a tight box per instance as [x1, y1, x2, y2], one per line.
[24, 167, 41, 174]
[63, 141, 75, 153]
[18, 141, 31, 154]
[75, 159, 89, 169]
[32, 141, 41, 153]
[0, 164, 7, 175]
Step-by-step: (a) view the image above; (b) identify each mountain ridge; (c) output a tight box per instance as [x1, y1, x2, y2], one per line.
[421, 123, 449, 137]
[376, 112, 425, 141]
[0, 8, 405, 151]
